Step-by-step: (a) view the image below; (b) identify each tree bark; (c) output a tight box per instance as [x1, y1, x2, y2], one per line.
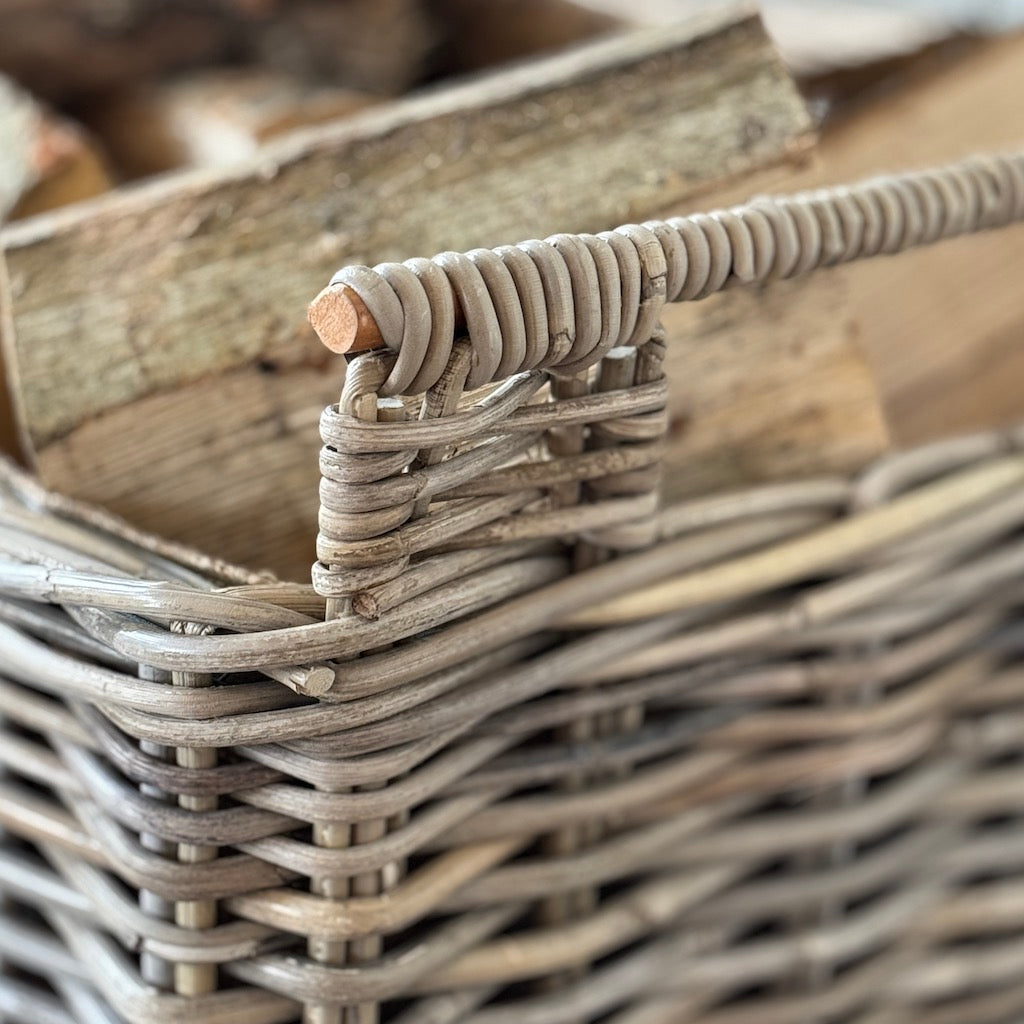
[1, 8, 833, 578]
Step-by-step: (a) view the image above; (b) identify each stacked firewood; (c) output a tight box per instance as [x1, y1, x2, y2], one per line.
[1, 0, 1005, 223]
[2, 0, 1023, 579]
[0, 0, 626, 220]
[0, 0, 419, 217]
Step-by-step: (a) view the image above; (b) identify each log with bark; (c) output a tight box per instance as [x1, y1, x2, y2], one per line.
[0, 0, 439, 102]
[0, 73, 112, 222]
[1, 7, 854, 579]
[91, 69, 380, 178]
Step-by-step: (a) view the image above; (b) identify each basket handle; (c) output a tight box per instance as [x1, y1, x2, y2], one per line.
[309, 152, 1024, 395]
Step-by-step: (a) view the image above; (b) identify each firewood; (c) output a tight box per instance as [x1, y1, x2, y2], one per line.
[683, 31, 1024, 451]
[431, 0, 622, 75]
[570, 0, 955, 78]
[245, 0, 439, 96]
[91, 69, 379, 178]
[821, 35, 1024, 445]
[0, 8, 834, 578]
[310, 27, 1024, 506]
[0, 0, 439, 102]
[0, 74, 112, 222]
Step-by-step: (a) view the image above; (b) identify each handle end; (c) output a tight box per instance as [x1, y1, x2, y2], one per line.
[308, 283, 383, 354]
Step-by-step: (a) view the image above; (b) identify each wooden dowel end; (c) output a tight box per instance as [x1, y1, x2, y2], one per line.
[308, 283, 384, 354]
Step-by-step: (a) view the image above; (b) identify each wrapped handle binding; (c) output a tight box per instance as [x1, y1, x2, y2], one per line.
[309, 152, 1024, 394]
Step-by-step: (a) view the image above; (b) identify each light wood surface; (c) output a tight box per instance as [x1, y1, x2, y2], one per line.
[822, 33, 1024, 444]
[676, 31, 1024, 446]
[658, 274, 886, 503]
[0, 8, 825, 578]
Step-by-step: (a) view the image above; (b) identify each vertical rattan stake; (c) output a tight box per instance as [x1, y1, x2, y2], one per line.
[171, 621, 218, 997]
[349, 396, 406, 1024]
[535, 367, 596, 1017]
[309, 359, 391, 1024]
[137, 665, 176, 990]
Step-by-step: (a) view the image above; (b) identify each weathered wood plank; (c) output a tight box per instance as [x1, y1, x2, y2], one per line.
[1, 7, 821, 577]
[676, 31, 1024, 448]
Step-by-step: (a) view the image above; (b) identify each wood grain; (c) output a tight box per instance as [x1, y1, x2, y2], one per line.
[659, 274, 885, 503]
[675, 31, 1024, 447]
[1, 8, 822, 578]
[817, 33, 1024, 444]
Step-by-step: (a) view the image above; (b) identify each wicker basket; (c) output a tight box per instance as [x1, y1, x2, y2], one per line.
[2, 152, 1024, 1024]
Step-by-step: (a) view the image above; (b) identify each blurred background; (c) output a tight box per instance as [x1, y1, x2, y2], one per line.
[3, 0, 1024, 222]
[2, 0, 1024, 574]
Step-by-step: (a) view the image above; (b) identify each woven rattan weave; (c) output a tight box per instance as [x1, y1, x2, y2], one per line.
[2, 152, 1024, 1024]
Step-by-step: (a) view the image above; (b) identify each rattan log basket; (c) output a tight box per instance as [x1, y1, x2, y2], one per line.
[3, 152, 1024, 1024]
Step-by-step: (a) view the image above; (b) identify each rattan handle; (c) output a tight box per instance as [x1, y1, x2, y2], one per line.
[308, 152, 1024, 395]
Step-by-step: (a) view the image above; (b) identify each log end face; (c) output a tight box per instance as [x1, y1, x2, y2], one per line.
[308, 283, 362, 353]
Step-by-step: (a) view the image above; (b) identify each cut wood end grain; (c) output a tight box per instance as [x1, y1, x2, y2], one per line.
[309, 280, 470, 355]
[308, 284, 371, 354]
[3, 8, 820, 577]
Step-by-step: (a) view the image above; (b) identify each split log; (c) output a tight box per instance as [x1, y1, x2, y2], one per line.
[431, 0, 622, 75]
[570, 0, 956, 78]
[0, 8, 835, 578]
[657, 274, 883, 503]
[91, 69, 379, 178]
[670, 30, 1024, 454]
[0, 0, 438, 102]
[245, 0, 439, 96]
[815, 32, 1024, 445]
[0, 74, 112, 222]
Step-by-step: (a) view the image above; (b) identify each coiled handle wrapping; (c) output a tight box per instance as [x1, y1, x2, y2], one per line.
[310, 152, 1024, 396]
